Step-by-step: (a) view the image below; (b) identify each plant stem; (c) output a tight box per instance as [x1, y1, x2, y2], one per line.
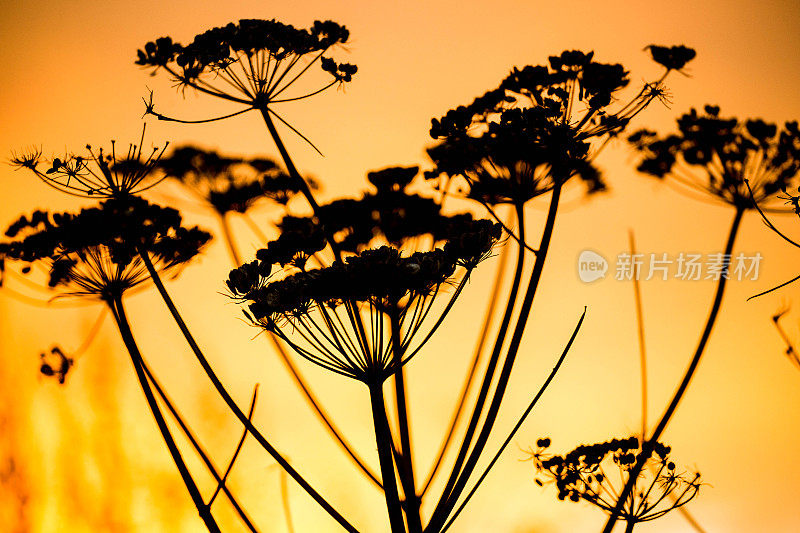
[421, 222, 512, 495]
[369, 382, 407, 533]
[601, 207, 744, 533]
[140, 358, 260, 532]
[219, 212, 241, 265]
[428, 202, 527, 528]
[110, 296, 221, 533]
[441, 308, 585, 532]
[628, 231, 648, 440]
[258, 107, 342, 261]
[431, 185, 562, 532]
[137, 248, 358, 533]
[391, 309, 422, 533]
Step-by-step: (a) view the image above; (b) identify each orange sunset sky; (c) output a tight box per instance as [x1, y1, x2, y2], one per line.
[2, 1, 800, 532]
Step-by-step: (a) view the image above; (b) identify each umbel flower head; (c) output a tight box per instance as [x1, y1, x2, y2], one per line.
[158, 145, 305, 214]
[629, 105, 800, 210]
[427, 46, 695, 205]
[0, 196, 211, 302]
[11, 128, 167, 199]
[262, 165, 482, 266]
[532, 437, 701, 526]
[136, 19, 356, 116]
[227, 219, 502, 383]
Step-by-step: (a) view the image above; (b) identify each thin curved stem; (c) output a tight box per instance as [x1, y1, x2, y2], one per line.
[441, 308, 586, 532]
[429, 184, 561, 532]
[369, 382, 407, 533]
[281, 470, 296, 533]
[602, 207, 744, 533]
[207, 387, 259, 509]
[140, 357, 260, 532]
[110, 296, 221, 533]
[220, 213, 243, 265]
[425, 202, 527, 529]
[137, 248, 358, 533]
[421, 222, 512, 495]
[390, 309, 422, 533]
[629, 231, 648, 439]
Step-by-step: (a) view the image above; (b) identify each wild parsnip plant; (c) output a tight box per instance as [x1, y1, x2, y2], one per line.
[15, 15, 800, 533]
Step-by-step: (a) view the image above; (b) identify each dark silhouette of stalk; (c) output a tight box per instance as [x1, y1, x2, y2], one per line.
[140, 358, 260, 532]
[426, 202, 527, 529]
[280, 470, 296, 533]
[629, 231, 648, 439]
[441, 308, 586, 532]
[602, 207, 744, 533]
[258, 105, 383, 389]
[258, 108, 340, 260]
[421, 225, 512, 495]
[428, 184, 561, 532]
[206, 388, 259, 509]
[219, 214, 382, 488]
[110, 295, 222, 533]
[136, 247, 358, 533]
[369, 382, 406, 533]
[390, 309, 422, 533]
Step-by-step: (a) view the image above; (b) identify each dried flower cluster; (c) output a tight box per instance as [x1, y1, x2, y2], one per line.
[11, 131, 167, 198]
[533, 437, 701, 526]
[629, 105, 800, 210]
[136, 19, 356, 111]
[159, 146, 305, 213]
[0, 196, 210, 301]
[227, 220, 501, 383]
[426, 46, 693, 205]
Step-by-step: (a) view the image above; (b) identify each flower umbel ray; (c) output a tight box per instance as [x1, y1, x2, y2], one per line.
[227, 220, 501, 384]
[11, 126, 168, 199]
[0, 196, 211, 302]
[426, 45, 696, 207]
[533, 437, 701, 526]
[136, 19, 357, 124]
[629, 105, 800, 211]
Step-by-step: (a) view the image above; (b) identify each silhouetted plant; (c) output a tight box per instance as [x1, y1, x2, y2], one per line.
[0, 197, 209, 301]
[0, 197, 228, 531]
[268, 165, 480, 261]
[10, 128, 167, 198]
[629, 106, 800, 210]
[600, 107, 800, 532]
[427, 46, 693, 211]
[1, 18, 721, 533]
[230, 221, 501, 383]
[421, 46, 694, 533]
[137, 19, 355, 254]
[533, 437, 701, 532]
[158, 146, 306, 214]
[229, 218, 500, 531]
[136, 19, 356, 119]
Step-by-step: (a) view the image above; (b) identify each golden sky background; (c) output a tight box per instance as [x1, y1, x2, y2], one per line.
[2, 1, 800, 531]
